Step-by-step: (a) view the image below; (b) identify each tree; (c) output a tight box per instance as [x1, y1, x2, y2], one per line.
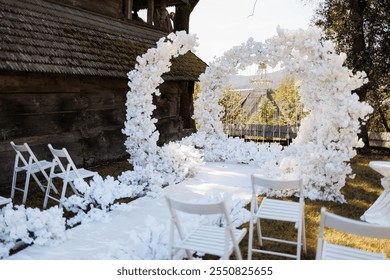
[220, 88, 247, 127]
[248, 77, 306, 127]
[248, 94, 277, 125]
[272, 77, 306, 127]
[314, 0, 390, 152]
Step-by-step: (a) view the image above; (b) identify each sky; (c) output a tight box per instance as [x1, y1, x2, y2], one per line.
[190, 0, 318, 64]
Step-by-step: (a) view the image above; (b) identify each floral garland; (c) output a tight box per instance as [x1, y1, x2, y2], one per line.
[123, 31, 198, 167]
[0, 204, 66, 259]
[189, 27, 373, 201]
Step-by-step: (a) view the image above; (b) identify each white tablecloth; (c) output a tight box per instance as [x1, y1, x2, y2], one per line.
[360, 161, 390, 226]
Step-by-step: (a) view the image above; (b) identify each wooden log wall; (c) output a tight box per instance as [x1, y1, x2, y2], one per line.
[0, 73, 195, 188]
[49, 0, 123, 18]
[154, 81, 195, 144]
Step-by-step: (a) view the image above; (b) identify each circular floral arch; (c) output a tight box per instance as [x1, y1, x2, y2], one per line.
[124, 28, 372, 202]
[191, 27, 373, 201]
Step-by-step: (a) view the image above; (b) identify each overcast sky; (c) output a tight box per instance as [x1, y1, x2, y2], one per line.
[190, 0, 318, 64]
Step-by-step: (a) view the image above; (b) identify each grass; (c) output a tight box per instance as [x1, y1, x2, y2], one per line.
[240, 151, 390, 260]
[1, 152, 390, 260]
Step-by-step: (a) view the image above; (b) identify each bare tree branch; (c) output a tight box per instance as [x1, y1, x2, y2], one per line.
[248, 0, 258, 17]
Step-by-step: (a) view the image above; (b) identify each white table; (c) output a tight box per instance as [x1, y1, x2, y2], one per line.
[360, 161, 390, 226]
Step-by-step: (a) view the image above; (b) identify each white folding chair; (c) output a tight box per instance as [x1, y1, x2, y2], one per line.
[316, 207, 390, 260]
[43, 144, 97, 208]
[10, 141, 58, 204]
[165, 195, 247, 260]
[248, 174, 306, 260]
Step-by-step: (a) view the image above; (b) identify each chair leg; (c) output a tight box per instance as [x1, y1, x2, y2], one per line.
[256, 218, 263, 246]
[43, 176, 54, 209]
[227, 229, 242, 260]
[296, 220, 303, 260]
[31, 173, 45, 192]
[302, 214, 307, 254]
[69, 181, 79, 195]
[185, 249, 193, 260]
[248, 216, 254, 260]
[233, 244, 242, 260]
[59, 180, 69, 208]
[10, 170, 18, 199]
[22, 170, 32, 204]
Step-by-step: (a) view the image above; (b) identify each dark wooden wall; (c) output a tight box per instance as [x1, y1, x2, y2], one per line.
[50, 0, 124, 18]
[0, 72, 195, 188]
[154, 80, 195, 144]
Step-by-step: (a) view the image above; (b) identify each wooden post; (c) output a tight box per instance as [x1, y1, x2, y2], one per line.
[174, 3, 190, 32]
[125, 0, 133, 19]
[147, 0, 154, 24]
[161, 0, 167, 10]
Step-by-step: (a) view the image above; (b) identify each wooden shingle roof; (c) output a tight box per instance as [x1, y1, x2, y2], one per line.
[0, 0, 206, 80]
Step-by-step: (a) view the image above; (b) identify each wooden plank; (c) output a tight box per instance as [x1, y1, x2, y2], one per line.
[0, 92, 127, 114]
[0, 74, 128, 94]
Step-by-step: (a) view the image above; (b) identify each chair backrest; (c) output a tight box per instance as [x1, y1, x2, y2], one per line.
[316, 207, 390, 259]
[11, 141, 46, 173]
[166, 196, 228, 215]
[48, 144, 80, 177]
[251, 174, 303, 198]
[165, 195, 234, 234]
[10, 141, 30, 168]
[165, 195, 246, 259]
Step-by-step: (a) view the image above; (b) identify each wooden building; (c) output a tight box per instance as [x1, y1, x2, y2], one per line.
[0, 0, 206, 187]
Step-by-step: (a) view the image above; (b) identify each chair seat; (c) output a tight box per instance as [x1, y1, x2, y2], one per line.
[178, 225, 247, 256]
[0, 196, 12, 207]
[54, 168, 96, 181]
[177, 225, 247, 257]
[256, 197, 301, 223]
[322, 241, 386, 260]
[15, 160, 53, 173]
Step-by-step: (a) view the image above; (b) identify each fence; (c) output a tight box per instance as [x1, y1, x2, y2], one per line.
[224, 124, 298, 142]
[225, 125, 390, 149]
[368, 132, 390, 149]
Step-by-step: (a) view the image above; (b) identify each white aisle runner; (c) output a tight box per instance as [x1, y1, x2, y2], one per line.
[7, 162, 259, 260]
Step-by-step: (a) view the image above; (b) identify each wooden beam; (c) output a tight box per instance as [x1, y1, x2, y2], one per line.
[161, 0, 167, 10]
[147, 0, 154, 24]
[125, 0, 133, 19]
[174, 3, 190, 32]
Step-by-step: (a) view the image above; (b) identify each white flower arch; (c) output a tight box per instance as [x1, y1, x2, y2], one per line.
[123, 31, 198, 167]
[123, 28, 372, 202]
[190, 27, 373, 201]
[121, 31, 203, 193]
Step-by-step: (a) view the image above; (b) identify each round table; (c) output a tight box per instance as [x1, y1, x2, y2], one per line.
[360, 161, 390, 226]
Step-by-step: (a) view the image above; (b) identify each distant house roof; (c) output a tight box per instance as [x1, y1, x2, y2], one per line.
[0, 0, 206, 81]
